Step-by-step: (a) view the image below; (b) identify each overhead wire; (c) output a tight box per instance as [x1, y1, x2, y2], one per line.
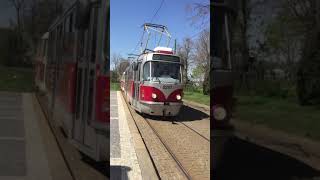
[131, 30, 144, 55]
[130, 0, 165, 56]
[150, 0, 165, 23]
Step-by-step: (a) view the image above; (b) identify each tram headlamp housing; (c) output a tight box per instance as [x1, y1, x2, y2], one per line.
[151, 93, 157, 99]
[176, 94, 182, 100]
[213, 106, 227, 121]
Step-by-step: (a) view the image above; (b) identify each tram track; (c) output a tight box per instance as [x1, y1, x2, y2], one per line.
[122, 93, 190, 179]
[178, 121, 210, 142]
[146, 117, 210, 180]
[122, 92, 210, 180]
[143, 117, 193, 180]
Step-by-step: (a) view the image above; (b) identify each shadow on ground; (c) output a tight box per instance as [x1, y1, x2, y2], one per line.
[81, 153, 108, 177]
[178, 105, 209, 121]
[214, 137, 320, 180]
[143, 105, 209, 122]
[110, 165, 131, 180]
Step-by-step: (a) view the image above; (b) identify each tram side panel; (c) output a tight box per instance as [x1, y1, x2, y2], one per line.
[41, 0, 109, 162]
[49, 9, 77, 133]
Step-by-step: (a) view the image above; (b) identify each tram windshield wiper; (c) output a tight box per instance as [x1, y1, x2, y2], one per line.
[152, 77, 161, 84]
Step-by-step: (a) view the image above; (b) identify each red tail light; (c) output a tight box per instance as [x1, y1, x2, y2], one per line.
[140, 85, 166, 102]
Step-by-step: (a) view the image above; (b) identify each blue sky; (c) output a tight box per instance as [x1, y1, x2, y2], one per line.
[110, 0, 209, 58]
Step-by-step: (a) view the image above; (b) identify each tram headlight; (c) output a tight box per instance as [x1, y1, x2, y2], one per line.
[176, 94, 182, 100]
[213, 106, 227, 121]
[151, 93, 157, 99]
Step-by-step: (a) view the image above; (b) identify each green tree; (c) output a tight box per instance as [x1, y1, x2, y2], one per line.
[281, 0, 320, 105]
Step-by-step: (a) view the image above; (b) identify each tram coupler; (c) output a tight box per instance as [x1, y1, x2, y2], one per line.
[162, 109, 165, 120]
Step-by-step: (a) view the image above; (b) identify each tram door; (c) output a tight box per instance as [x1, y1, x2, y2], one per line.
[51, 25, 63, 118]
[73, 4, 100, 154]
[133, 62, 141, 108]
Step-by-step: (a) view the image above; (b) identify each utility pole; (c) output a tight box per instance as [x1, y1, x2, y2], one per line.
[174, 39, 177, 54]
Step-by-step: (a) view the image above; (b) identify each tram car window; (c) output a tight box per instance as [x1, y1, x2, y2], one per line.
[143, 62, 151, 81]
[151, 61, 181, 83]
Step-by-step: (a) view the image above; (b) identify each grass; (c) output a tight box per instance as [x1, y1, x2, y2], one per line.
[235, 95, 320, 141]
[183, 90, 210, 106]
[111, 82, 120, 91]
[0, 66, 34, 92]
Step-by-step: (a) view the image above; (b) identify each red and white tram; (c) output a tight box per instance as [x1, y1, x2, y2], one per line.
[123, 46, 183, 116]
[122, 24, 184, 117]
[35, 0, 109, 162]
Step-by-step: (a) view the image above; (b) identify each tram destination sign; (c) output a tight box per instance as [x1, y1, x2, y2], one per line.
[152, 54, 180, 62]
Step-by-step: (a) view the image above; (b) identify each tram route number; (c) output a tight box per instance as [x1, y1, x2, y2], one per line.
[163, 85, 173, 89]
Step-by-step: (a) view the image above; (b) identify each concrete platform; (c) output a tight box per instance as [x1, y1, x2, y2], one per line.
[110, 91, 143, 179]
[0, 92, 72, 180]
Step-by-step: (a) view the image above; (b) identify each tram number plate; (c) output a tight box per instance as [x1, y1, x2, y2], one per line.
[163, 85, 172, 89]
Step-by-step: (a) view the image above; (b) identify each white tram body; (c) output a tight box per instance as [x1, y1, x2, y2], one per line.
[123, 46, 183, 116]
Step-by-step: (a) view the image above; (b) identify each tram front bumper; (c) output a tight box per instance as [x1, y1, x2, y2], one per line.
[140, 101, 182, 116]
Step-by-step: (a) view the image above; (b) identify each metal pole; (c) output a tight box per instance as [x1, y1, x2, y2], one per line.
[174, 39, 177, 54]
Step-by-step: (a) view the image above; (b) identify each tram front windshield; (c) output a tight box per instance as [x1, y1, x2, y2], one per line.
[143, 61, 181, 83]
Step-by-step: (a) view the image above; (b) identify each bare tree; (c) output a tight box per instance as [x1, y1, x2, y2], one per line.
[117, 60, 130, 78]
[194, 29, 210, 94]
[111, 53, 122, 71]
[111, 53, 130, 80]
[177, 38, 193, 84]
[186, 2, 210, 29]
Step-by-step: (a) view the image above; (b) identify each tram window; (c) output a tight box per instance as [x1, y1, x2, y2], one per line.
[77, 31, 85, 59]
[58, 25, 62, 40]
[103, 21, 109, 73]
[65, 16, 70, 33]
[90, 6, 99, 63]
[137, 62, 141, 81]
[76, 69, 83, 120]
[151, 61, 181, 83]
[48, 32, 52, 62]
[43, 40, 47, 58]
[143, 62, 151, 81]
[88, 70, 94, 120]
[57, 25, 63, 58]
[69, 13, 73, 32]
[213, 14, 231, 70]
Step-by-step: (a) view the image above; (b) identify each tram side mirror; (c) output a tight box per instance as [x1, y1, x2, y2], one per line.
[75, 1, 91, 29]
